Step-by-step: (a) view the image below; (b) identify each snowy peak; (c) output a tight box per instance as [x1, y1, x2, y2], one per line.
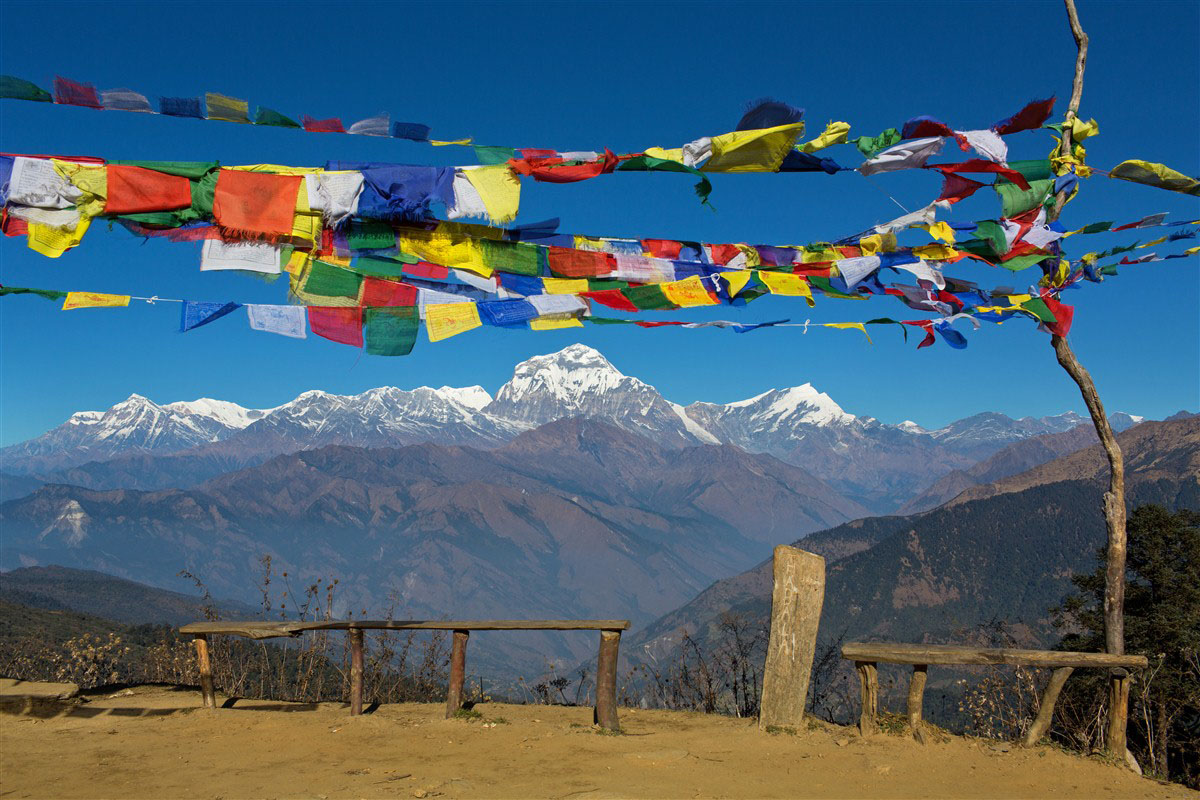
[163, 398, 269, 430]
[437, 385, 492, 411]
[723, 384, 854, 427]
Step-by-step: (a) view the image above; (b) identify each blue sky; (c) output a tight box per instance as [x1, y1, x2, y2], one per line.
[1, 0, 1197, 445]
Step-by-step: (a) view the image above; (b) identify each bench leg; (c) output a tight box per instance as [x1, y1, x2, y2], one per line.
[907, 664, 928, 744]
[445, 630, 469, 718]
[1106, 668, 1130, 757]
[193, 634, 216, 709]
[594, 629, 621, 732]
[856, 661, 878, 736]
[349, 628, 364, 716]
[1022, 666, 1073, 747]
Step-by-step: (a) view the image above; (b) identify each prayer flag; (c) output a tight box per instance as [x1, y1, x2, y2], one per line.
[302, 115, 345, 133]
[308, 306, 363, 347]
[425, 302, 481, 342]
[364, 306, 419, 355]
[105, 165, 193, 214]
[62, 291, 129, 310]
[348, 115, 389, 136]
[992, 98, 1056, 135]
[205, 92, 250, 123]
[181, 301, 241, 332]
[361, 277, 417, 307]
[542, 277, 588, 294]
[160, 96, 203, 118]
[247, 304, 306, 338]
[53, 77, 101, 109]
[530, 315, 583, 331]
[547, 246, 613, 278]
[392, 122, 431, 141]
[0, 75, 51, 102]
[101, 88, 152, 113]
[303, 259, 363, 298]
[1109, 160, 1200, 196]
[478, 299, 538, 327]
[661, 275, 719, 307]
[757, 270, 814, 303]
[212, 169, 303, 237]
[200, 239, 282, 273]
[255, 107, 300, 128]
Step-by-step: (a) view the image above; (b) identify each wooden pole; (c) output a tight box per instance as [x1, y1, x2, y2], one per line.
[758, 546, 826, 730]
[594, 629, 621, 731]
[444, 629, 469, 718]
[1048, 0, 1129, 759]
[855, 661, 878, 736]
[193, 634, 216, 709]
[1023, 666, 1075, 747]
[907, 665, 928, 744]
[349, 628, 364, 716]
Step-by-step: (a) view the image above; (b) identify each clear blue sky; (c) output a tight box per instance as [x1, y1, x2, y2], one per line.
[1, 0, 1197, 445]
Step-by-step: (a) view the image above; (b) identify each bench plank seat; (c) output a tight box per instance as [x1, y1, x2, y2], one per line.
[842, 642, 1147, 669]
[180, 619, 631, 639]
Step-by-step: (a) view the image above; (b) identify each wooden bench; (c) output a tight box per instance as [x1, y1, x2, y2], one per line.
[180, 619, 631, 731]
[841, 642, 1148, 746]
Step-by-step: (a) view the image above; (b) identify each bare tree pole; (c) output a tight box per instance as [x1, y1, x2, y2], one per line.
[1046, 0, 1130, 759]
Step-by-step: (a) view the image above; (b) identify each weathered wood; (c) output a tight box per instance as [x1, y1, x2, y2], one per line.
[445, 630, 469, 718]
[758, 546, 826, 730]
[856, 661, 878, 736]
[593, 629, 621, 732]
[1023, 666, 1074, 747]
[349, 628, 364, 716]
[842, 642, 1146, 669]
[1108, 670, 1131, 756]
[193, 634, 216, 709]
[181, 619, 632, 638]
[907, 665, 928, 744]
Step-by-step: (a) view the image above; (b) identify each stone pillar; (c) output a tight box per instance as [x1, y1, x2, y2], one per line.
[758, 546, 826, 730]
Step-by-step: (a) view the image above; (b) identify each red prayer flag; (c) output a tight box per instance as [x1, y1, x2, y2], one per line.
[53, 76, 102, 109]
[1039, 290, 1074, 336]
[547, 247, 614, 278]
[581, 289, 638, 312]
[361, 278, 417, 307]
[641, 239, 682, 259]
[404, 261, 450, 280]
[707, 243, 745, 266]
[308, 306, 364, 347]
[936, 172, 988, 204]
[930, 160, 1031, 190]
[105, 165, 193, 214]
[212, 169, 303, 238]
[992, 98, 1057, 136]
[508, 149, 618, 184]
[301, 116, 346, 134]
[635, 320, 686, 328]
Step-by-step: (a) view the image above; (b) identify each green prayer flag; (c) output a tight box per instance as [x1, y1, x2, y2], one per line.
[305, 260, 364, 298]
[588, 317, 634, 325]
[865, 317, 907, 342]
[352, 257, 408, 278]
[972, 220, 1008, 258]
[346, 221, 396, 251]
[995, 178, 1053, 218]
[586, 279, 630, 291]
[852, 128, 901, 159]
[618, 155, 713, 205]
[255, 107, 301, 128]
[808, 276, 866, 299]
[998, 254, 1054, 272]
[478, 238, 544, 276]
[1075, 221, 1112, 235]
[1019, 297, 1058, 323]
[621, 284, 677, 311]
[474, 145, 516, 165]
[1, 75, 52, 102]
[364, 306, 419, 356]
[1001, 159, 1055, 183]
[0, 285, 68, 300]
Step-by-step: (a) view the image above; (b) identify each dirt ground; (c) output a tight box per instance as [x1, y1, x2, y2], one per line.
[0, 680, 1194, 800]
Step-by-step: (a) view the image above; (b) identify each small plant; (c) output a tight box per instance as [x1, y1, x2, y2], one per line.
[878, 712, 909, 737]
[764, 724, 797, 736]
[595, 726, 624, 736]
[452, 708, 483, 720]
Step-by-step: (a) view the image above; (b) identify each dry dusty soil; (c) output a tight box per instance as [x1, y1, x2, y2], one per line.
[0, 680, 1195, 799]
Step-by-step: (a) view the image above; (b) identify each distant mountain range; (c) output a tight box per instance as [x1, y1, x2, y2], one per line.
[0, 344, 1146, 513]
[625, 416, 1200, 671]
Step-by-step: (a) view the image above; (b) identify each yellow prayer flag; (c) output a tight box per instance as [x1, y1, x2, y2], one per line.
[925, 221, 956, 244]
[757, 271, 814, 306]
[912, 243, 957, 261]
[662, 275, 718, 307]
[430, 138, 473, 147]
[1070, 117, 1099, 141]
[643, 146, 684, 164]
[1141, 235, 1168, 248]
[62, 291, 130, 310]
[823, 322, 872, 343]
[800, 245, 838, 263]
[721, 271, 753, 298]
[542, 278, 589, 295]
[398, 228, 491, 277]
[858, 234, 884, 256]
[28, 216, 92, 258]
[463, 165, 521, 225]
[574, 235, 608, 252]
[285, 249, 311, 277]
[425, 302, 481, 342]
[798, 121, 850, 153]
[52, 160, 107, 218]
[529, 315, 584, 331]
[1184, 246, 1200, 256]
[703, 122, 806, 173]
[231, 164, 323, 175]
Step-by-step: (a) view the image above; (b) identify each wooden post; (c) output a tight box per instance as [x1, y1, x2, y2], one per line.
[349, 628, 364, 716]
[1107, 668, 1131, 755]
[1048, 0, 1128, 759]
[907, 665, 928, 744]
[193, 634, 216, 709]
[758, 546, 826, 730]
[593, 629, 621, 731]
[444, 629, 469, 718]
[1023, 666, 1074, 747]
[856, 661, 878, 736]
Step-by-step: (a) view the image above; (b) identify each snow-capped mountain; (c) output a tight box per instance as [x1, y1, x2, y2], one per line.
[485, 344, 718, 446]
[0, 344, 1150, 513]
